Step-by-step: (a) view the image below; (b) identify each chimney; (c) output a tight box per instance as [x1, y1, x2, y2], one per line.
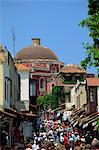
[32, 38, 40, 45]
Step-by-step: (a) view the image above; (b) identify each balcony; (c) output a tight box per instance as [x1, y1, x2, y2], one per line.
[15, 100, 29, 111]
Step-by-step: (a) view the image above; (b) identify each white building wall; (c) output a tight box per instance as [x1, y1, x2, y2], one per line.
[97, 87, 99, 112]
[71, 86, 76, 106]
[79, 85, 86, 108]
[19, 71, 29, 101]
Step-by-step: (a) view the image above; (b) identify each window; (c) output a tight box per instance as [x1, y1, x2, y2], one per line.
[10, 81, 12, 98]
[5, 80, 6, 100]
[5, 77, 11, 102]
[7, 81, 8, 101]
[90, 87, 96, 102]
[40, 78, 44, 88]
[52, 84, 55, 88]
[39, 77, 45, 91]
[51, 66, 57, 73]
[30, 81, 36, 96]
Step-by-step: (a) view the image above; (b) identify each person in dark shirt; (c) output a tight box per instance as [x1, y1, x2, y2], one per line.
[1, 130, 7, 146]
[85, 131, 93, 144]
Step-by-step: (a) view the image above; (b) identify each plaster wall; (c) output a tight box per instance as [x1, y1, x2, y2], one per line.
[0, 64, 4, 110]
[19, 71, 29, 101]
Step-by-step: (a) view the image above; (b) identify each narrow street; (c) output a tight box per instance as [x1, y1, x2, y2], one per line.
[0, 108, 99, 149]
[0, 0, 99, 149]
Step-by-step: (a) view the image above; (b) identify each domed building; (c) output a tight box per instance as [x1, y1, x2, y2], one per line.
[14, 38, 63, 106]
[14, 38, 64, 138]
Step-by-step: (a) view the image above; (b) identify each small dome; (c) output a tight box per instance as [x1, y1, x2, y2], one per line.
[60, 64, 86, 74]
[14, 38, 58, 61]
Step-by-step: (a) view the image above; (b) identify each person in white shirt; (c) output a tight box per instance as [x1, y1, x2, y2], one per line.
[32, 141, 37, 150]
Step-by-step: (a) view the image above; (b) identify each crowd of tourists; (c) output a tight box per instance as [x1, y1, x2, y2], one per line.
[25, 119, 99, 150]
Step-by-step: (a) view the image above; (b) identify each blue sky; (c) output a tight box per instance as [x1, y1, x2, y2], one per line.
[0, 0, 96, 73]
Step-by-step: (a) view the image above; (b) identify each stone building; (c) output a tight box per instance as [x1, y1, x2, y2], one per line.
[14, 38, 63, 138]
[57, 64, 86, 109]
[14, 38, 63, 106]
[86, 77, 99, 113]
[0, 45, 20, 146]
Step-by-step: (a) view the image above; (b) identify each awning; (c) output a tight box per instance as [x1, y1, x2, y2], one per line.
[70, 109, 84, 122]
[82, 113, 99, 128]
[5, 107, 19, 115]
[20, 112, 37, 117]
[83, 123, 88, 129]
[79, 112, 98, 125]
[3, 111, 16, 117]
[71, 109, 81, 116]
[29, 103, 37, 109]
[93, 124, 99, 131]
[52, 107, 62, 112]
[0, 110, 16, 118]
[59, 109, 66, 114]
[59, 103, 66, 106]
[86, 115, 99, 125]
[73, 121, 78, 127]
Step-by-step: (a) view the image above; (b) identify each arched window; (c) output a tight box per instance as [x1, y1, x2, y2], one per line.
[52, 84, 55, 88]
[40, 78, 44, 88]
[51, 66, 57, 73]
[39, 77, 45, 91]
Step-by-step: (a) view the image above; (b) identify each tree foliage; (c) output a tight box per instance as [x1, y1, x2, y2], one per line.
[52, 86, 65, 103]
[37, 93, 57, 110]
[37, 86, 65, 110]
[80, 0, 99, 70]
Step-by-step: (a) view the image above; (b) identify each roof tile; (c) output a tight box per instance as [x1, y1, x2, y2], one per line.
[86, 77, 99, 86]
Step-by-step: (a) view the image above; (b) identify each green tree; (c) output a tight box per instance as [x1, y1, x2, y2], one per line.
[52, 86, 65, 105]
[37, 93, 57, 110]
[37, 86, 65, 110]
[80, 0, 99, 71]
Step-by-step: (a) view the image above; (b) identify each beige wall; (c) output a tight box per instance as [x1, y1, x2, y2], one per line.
[79, 85, 86, 108]
[8, 53, 20, 107]
[75, 83, 86, 109]
[0, 49, 20, 110]
[0, 63, 4, 110]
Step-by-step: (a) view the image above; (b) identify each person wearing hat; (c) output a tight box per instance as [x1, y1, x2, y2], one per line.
[32, 141, 37, 150]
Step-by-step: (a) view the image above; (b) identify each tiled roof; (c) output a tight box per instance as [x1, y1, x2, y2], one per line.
[60, 64, 86, 74]
[86, 77, 99, 86]
[14, 45, 58, 61]
[15, 63, 30, 71]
